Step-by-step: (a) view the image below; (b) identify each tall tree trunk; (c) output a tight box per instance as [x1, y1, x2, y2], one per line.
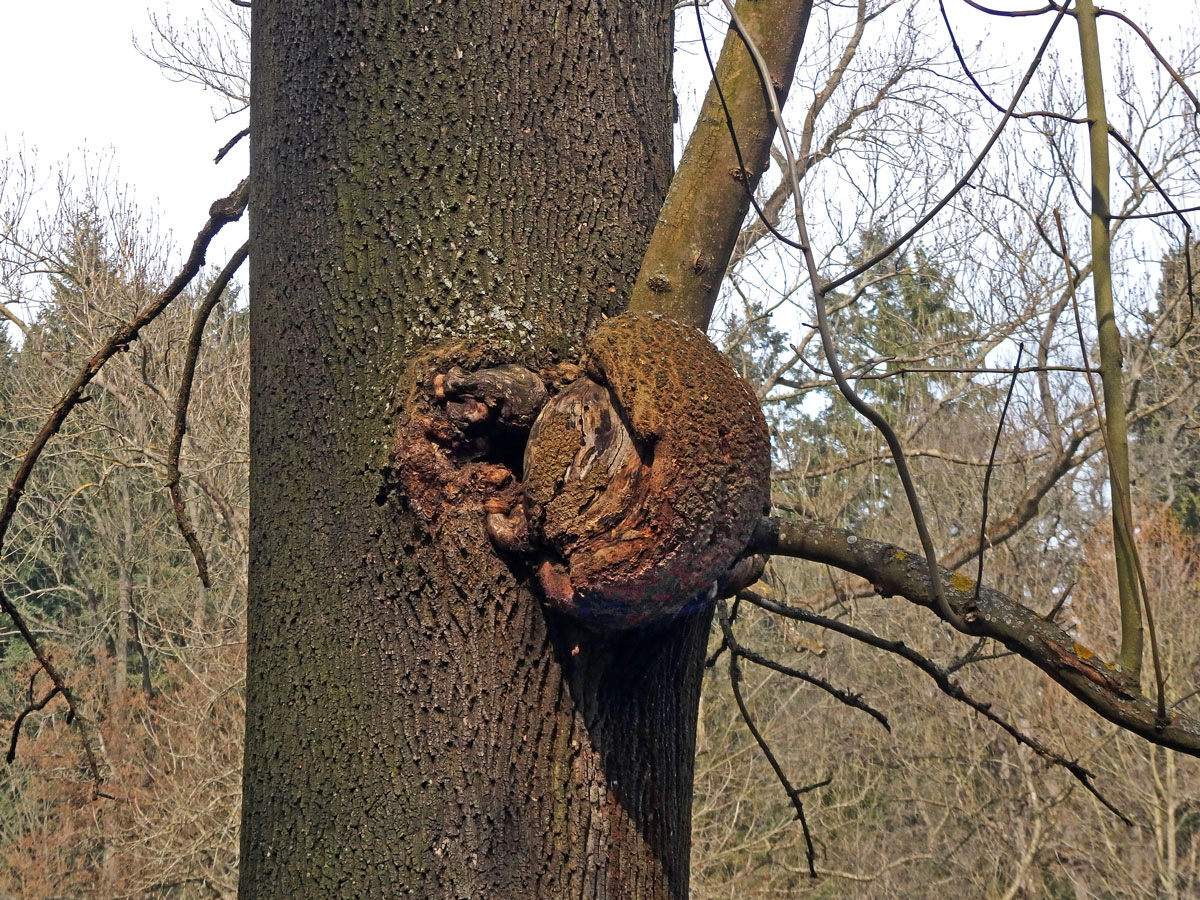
[241, 3, 710, 898]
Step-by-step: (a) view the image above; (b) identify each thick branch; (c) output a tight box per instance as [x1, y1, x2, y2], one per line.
[628, 0, 813, 329]
[752, 517, 1200, 756]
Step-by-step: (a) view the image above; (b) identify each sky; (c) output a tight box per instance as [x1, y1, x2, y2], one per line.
[0, 0, 249, 286]
[0, 0, 1194, 327]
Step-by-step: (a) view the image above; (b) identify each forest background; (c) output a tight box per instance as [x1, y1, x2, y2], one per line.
[1, 0, 1198, 897]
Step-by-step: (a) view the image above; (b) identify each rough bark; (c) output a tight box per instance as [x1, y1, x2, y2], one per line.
[242, 3, 713, 898]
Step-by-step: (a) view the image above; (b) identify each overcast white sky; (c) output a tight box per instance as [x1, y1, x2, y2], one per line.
[0, 0, 249, 276]
[0, 0, 1194, 314]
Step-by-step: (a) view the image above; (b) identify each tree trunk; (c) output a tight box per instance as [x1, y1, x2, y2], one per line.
[241, 3, 710, 898]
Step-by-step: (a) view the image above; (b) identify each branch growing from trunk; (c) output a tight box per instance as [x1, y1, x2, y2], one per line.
[751, 517, 1200, 756]
[628, 0, 814, 329]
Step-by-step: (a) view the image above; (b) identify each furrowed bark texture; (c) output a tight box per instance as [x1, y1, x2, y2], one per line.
[243, 3, 707, 899]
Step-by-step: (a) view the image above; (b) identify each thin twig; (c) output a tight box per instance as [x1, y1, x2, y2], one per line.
[959, 0, 1060, 16]
[716, 597, 822, 877]
[6, 681, 61, 764]
[166, 241, 250, 588]
[821, 3, 1073, 295]
[741, 589, 1134, 825]
[705, 594, 741, 668]
[717, 602, 891, 731]
[1103, 126, 1195, 335]
[214, 127, 250, 164]
[973, 344, 1024, 607]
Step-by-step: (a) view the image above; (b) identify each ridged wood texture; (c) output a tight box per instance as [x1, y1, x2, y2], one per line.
[242, 2, 711, 898]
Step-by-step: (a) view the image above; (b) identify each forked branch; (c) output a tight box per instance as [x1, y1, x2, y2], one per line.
[0, 179, 249, 793]
[752, 517, 1200, 756]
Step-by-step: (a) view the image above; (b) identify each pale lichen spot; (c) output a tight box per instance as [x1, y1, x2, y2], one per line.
[949, 572, 974, 592]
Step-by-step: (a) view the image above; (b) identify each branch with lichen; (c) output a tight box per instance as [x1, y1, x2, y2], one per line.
[750, 517, 1200, 756]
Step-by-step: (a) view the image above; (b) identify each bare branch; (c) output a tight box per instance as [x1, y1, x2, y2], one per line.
[628, 0, 814, 327]
[716, 597, 823, 878]
[214, 126, 250, 164]
[740, 589, 1134, 825]
[752, 517, 1200, 756]
[973, 345, 1024, 606]
[6, 679, 61, 764]
[167, 241, 250, 589]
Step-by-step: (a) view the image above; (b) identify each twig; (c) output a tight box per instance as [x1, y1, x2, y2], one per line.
[741, 589, 1134, 825]
[705, 594, 741, 668]
[973, 344, 1024, 607]
[0, 590, 110, 796]
[166, 241, 250, 588]
[717, 600, 891, 731]
[214, 127, 250, 164]
[716, 597, 822, 877]
[1103, 126, 1195, 335]
[820, 3, 1073, 295]
[959, 0, 1060, 16]
[6, 680, 61, 764]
